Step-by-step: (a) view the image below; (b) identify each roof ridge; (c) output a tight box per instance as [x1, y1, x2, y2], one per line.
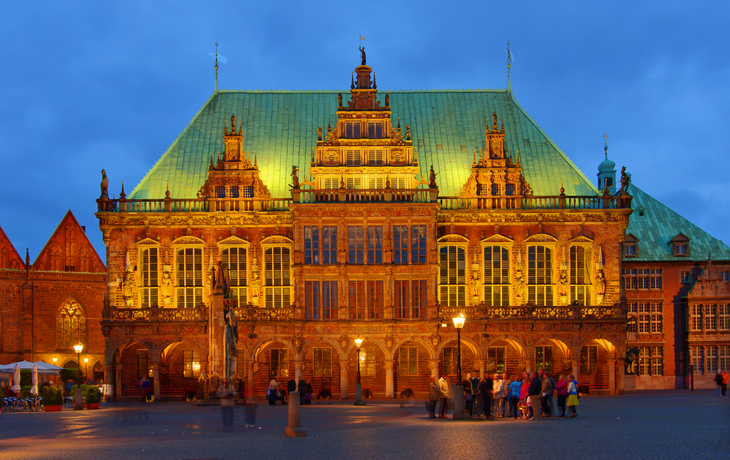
[215, 88, 509, 94]
[130, 91, 220, 198]
[509, 92, 599, 195]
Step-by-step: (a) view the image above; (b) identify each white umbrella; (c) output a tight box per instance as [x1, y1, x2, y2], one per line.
[30, 365, 38, 396]
[11, 364, 21, 393]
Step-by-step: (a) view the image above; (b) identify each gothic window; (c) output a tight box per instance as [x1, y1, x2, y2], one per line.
[394, 280, 427, 319]
[579, 345, 597, 374]
[362, 347, 376, 376]
[304, 226, 320, 265]
[183, 350, 201, 378]
[439, 246, 466, 306]
[483, 245, 510, 306]
[313, 348, 332, 376]
[56, 299, 85, 349]
[270, 348, 289, 378]
[536, 346, 553, 373]
[264, 247, 291, 308]
[443, 347, 458, 375]
[487, 347, 506, 374]
[399, 347, 418, 375]
[528, 245, 553, 306]
[139, 247, 159, 308]
[176, 248, 203, 308]
[348, 280, 383, 320]
[570, 246, 591, 305]
[305, 280, 337, 320]
[221, 247, 247, 305]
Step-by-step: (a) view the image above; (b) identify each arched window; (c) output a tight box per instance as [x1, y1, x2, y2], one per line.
[57, 299, 85, 349]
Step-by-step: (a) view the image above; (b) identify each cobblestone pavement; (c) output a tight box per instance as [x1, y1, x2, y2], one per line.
[0, 390, 728, 459]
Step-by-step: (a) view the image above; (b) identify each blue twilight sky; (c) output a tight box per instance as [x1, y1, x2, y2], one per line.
[1, 1, 729, 261]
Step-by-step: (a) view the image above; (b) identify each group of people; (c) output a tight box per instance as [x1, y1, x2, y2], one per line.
[715, 370, 729, 396]
[429, 369, 580, 421]
[267, 376, 314, 406]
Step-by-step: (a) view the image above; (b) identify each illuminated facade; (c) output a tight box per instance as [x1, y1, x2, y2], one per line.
[93, 59, 728, 400]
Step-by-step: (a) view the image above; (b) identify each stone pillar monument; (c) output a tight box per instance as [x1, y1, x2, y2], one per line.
[339, 360, 349, 399]
[384, 360, 394, 398]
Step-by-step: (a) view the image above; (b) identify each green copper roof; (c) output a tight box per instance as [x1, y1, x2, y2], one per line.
[130, 89, 598, 200]
[626, 184, 730, 262]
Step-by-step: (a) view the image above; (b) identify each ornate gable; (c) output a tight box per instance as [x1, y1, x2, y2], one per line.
[438, 234, 470, 244]
[171, 236, 205, 246]
[525, 233, 558, 243]
[0, 225, 24, 270]
[687, 260, 730, 301]
[482, 234, 514, 244]
[33, 211, 105, 273]
[217, 236, 250, 247]
[570, 236, 594, 244]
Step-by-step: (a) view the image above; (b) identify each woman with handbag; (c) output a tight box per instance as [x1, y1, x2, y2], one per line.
[566, 374, 579, 417]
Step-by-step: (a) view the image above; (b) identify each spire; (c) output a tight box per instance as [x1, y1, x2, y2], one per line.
[254, 152, 257, 167]
[210, 152, 214, 168]
[120, 181, 126, 199]
[214, 41, 219, 92]
[373, 73, 377, 89]
[165, 180, 170, 198]
[351, 72, 355, 89]
[506, 39, 512, 93]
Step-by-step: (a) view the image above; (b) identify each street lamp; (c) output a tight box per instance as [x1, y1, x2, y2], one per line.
[84, 358, 89, 383]
[452, 314, 465, 385]
[354, 338, 365, 406]
[73, 343, 83, 410]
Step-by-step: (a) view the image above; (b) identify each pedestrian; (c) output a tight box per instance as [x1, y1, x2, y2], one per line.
[268, 376, 279, 405]
[245, 398, 258, 427]
[305, 380, 313, 405]
[566, 374, 579, 417]
[548, 372, 556, 415]
[298, 377, 306, 406]
[507, 374, 522, 419]
[555, 374, 568, 417]
[470, 372, 481, 416]
[438, 374, 450, 419]
[715, 371, 724, 396]
[479, 374, 493, 420]
[464, 372, 474, 416]
[722, 370, 729, 396]
[492, 373, 504, 418]
[428, 375, 439, 419]
[217, 379, 238, 431]
[540, 372, 554, 417]
[528, 372, 542, 421]
[518, 377, 530, 419]
[502, 373, 511, 417]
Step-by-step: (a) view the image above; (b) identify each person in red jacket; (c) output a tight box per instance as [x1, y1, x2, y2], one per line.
[555, 374, 568, 417]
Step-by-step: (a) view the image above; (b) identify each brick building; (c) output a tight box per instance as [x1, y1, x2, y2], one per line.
[0, 211, 107, 381]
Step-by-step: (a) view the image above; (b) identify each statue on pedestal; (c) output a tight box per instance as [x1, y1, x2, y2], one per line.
[224, 308, 238, 379]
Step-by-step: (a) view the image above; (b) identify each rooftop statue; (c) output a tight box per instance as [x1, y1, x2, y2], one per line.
[359, 45, 366, 66]
[100, 169, 109, 198]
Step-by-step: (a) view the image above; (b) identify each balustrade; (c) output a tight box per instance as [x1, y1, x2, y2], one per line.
[97, 197, 292, 213]
[437, 304, 626, 321]
[105, 306, 208, 322]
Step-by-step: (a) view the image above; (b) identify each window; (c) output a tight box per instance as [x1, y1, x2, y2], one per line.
[323, 177, 339, 189]
[367, 149, 384, 165]
[719, 346, 730, 372]
[394, 226, 427, 264]
[230, 186, 239, 198]
[722, 271, 729, 283]
[439, 246, 466, 306]
[367, 122, 383, 139]
[362, 347, 376, 376]
[346, 149, 361, 166]
[399, 347, 418, 375]
[483, 246, 510, 306]
[672, 241, 689, 256]
[56, 299, 86, 349]
[322, 226, 337, 264]
[394, 280, 427, 319]
[638, 347, 650, 376]
[304, 226, 320, 265]
[346, 177, 362, 189]
[367, 227, 383, 264]
[264, 247, 291, 308]
[348, 226, 364, 264]
[635, 347, 663, 376]
[705, 304, 717, 331]
[580, 345, 598, 374]
[629, 302, 662, 334]
[624, 242, 637, 257]
[411, 226, 427, 263]
[632, 269, 662, 290]
[690, 304, 703, 331]
[444, 347, 458, 375]
[349, 281, 383, 320]
[536, 346, 553, 372]
[650, 303, 663, 333]
[183, 350, 201, 378]
[680, 271, 692, 284]
[215, 185, 225, 198]
[718, 305, 729, 330]
[367, 177, 384, 189]
[305, 281, 338, 320]
[570, 246, 591, 305]
[528, 246, 553, 306]
[506, 183, 516, 196]
[221, 247, 247, 305]
[393, 226, 409, 264]
[138, 349, 150, 379]
[139, 247, 159, 308]
[313, 348, 332, 376]
[491, 184, 500, 196]
[270, 349, 289, 378]
[345, 122, 361, 139]
[176, 248, 203, 308]
[623, 269, 637, 290]
[242, 186, 254, 198]
[487, 347, 506, 374]
[706, 347, 718, 374]
[690, 347, 704, 374]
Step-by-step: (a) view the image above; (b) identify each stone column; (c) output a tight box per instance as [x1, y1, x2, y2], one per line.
[295, 359, 303, 382]
[115, 364, 123, 400]
[384, 360, 394, 398]
[617, 359, 625, 394]
[479, 360, 486, 379]
[428, 359, 439, 378]
[247, 361, 256, 403]
[525, 359, 532, 374]
[339, 360, 349, 400]
[104, 363, 114, 401]
[152, 363, 160, 402]
[608, 359, 616, 395]
[572, 359, 580, 383]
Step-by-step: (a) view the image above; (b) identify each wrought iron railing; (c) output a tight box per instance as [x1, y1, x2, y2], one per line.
[437, 304, 626, 321]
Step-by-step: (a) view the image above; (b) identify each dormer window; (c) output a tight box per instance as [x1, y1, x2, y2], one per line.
[624, 234, 638, 258]
[215, 186, 225, 198]
[368, 149, 383, 166]
[346, 149, 362, 166]
[367, 122, 383, 138]
[637, 205, 646, 217]
[671, 234, 690, 257]
[345, 122, 361, 139]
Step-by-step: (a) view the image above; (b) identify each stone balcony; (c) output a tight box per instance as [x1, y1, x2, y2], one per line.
[437, 304, 627, 321]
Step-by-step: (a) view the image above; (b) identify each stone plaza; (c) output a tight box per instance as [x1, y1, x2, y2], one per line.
[0, 391, 727, 459]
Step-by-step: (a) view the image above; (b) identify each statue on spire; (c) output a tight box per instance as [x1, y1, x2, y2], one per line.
[359, 45, 366, 65]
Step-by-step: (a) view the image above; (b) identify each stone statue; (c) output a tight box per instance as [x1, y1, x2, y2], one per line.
[624, 347, 640, 374]
[619, 166, 630, 194]
[385, 93, 390, 106]
[317, 127, 322, 141]
[492, 112, 498, 130]
[250, 270, 261, 302]
[338, 93, 342, 106]
[405, 125, 411, 140]
[595, 269, 606, 296]
[100, 169, 109, 198]
[359, 46, 366, 65]
[122, 266, 134, 307]
[429, 165, 438, 188]
[224, 309, 238, 379]
[291, 165, 300, 189]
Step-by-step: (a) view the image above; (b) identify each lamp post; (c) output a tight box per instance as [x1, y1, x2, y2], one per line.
[354, 338, 365, 406]
[84, 358, 89, 383]
[452, 314, 468, 420]
[73, 343, 83, 410]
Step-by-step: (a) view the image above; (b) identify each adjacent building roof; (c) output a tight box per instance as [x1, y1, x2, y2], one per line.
[129, 89, 598, 200]
[625, 184, 730, 262]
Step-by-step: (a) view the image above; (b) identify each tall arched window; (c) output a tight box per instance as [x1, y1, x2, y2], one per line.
[439, 245, 466, 306]
[57, 299, 85, 349]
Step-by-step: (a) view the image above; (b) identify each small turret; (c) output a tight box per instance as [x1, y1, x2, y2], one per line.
[597, 134, 616, 194]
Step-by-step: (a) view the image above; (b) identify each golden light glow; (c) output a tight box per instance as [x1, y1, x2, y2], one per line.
[73, 343, 83, 354]
[452, 313, 466, 329]
[192, 362, 201, 372]
[354, 338, 363, 348]
[52, 358, 57, 363]
[84, 358, 89, 363]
